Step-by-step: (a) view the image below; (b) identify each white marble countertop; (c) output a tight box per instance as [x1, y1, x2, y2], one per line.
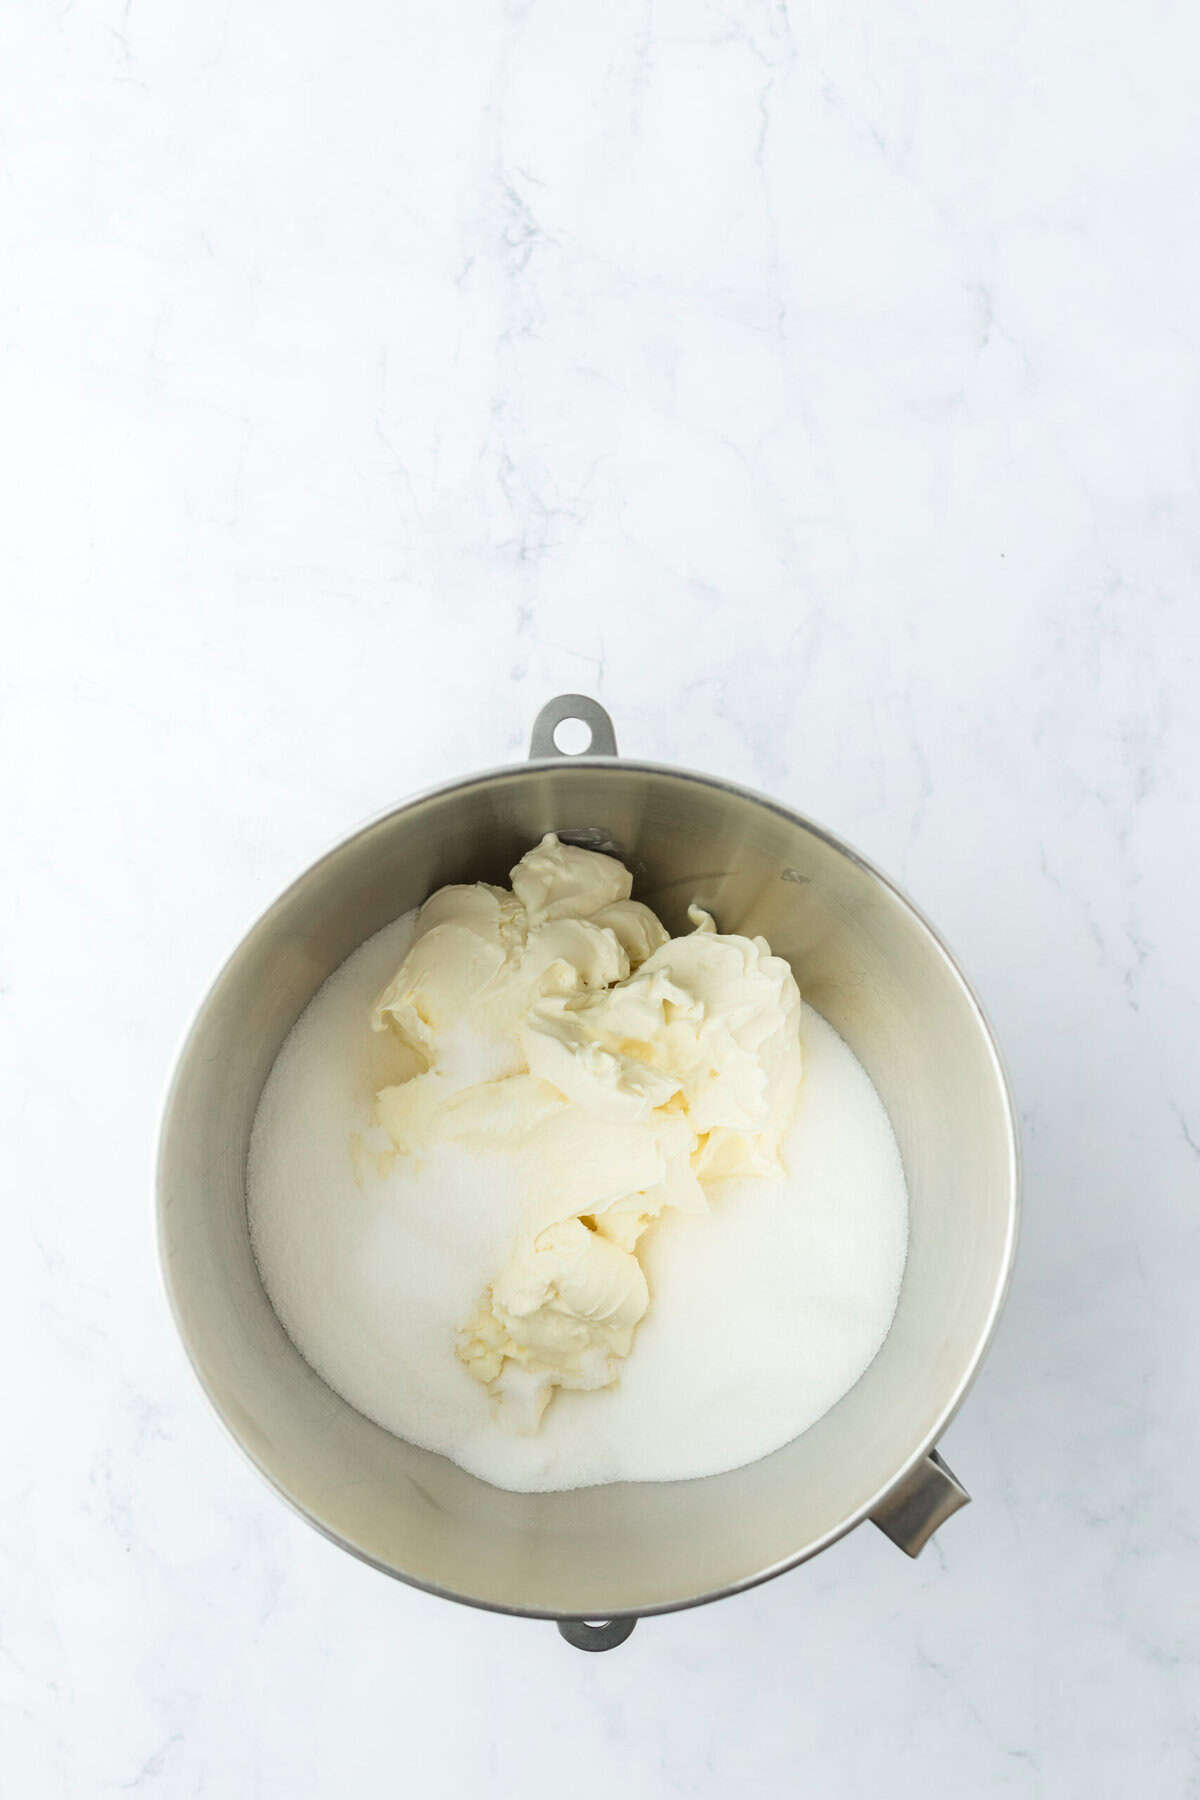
[4, 1, 1198, 1792]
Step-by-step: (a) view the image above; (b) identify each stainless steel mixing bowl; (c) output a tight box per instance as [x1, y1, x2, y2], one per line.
[158, 694, 1018, 1651]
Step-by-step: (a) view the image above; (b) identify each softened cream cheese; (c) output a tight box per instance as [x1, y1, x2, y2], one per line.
[369, 836, 804, 1429]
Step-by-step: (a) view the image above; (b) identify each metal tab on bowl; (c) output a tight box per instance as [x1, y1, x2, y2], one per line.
[529, 693, 618, 759]
[557, 1617, 638, 1652]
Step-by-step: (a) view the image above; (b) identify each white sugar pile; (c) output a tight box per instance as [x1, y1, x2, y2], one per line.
[247, 910, 909, 1493]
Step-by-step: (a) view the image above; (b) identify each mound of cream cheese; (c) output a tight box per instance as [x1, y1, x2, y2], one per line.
[368, 834, 803, 1430]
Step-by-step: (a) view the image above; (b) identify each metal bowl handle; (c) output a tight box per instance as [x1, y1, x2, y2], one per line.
[870, 1448, 970, 1556]
[529, 694, 618, 759]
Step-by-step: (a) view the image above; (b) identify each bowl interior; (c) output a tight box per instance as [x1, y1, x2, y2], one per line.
[159, 761, 1016, 1617]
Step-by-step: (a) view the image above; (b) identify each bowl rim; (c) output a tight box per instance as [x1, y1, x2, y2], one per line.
[157, 751, 1021, 1622]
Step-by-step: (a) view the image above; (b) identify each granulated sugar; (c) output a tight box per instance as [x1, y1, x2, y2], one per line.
[247, 910, 909, 1493]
